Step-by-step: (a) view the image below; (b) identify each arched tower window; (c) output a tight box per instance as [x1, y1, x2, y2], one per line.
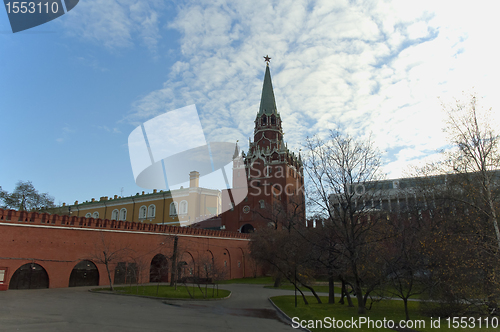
[241, 224, 255, 233]
[111, 209, 119, 220]
[261, 115, 267, 125]
[148, 204, 156, 218]
[119, 208, 127, 221]
[271, 115, 276, 125]
[139, 205, 147, 219]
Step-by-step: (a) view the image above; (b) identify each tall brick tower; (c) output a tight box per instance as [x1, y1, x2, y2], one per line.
[222, 57, 305, 232]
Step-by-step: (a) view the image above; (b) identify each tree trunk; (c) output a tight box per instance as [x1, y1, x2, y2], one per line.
[485, 179, 500, 252]
[105, 261, 114, 291]
[328, 275, 335, 304]
[403, 298, 410, 321]
[299, 282, 322, 304]
[295, 284, 309, 305]
[273, 275, 282, 287]
[170, 236, 178, 287]
[339, 279, 346, 305]
[355, 283, 366, 314]
[345, 286, 354, 307]
[183, 282, 194, 299]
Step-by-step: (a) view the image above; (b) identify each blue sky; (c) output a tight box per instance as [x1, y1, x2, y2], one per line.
[1, 0, 499, 206]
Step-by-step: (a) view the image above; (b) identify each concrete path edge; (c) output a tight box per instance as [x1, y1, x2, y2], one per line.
[89, 288, 232, 301]
[268, 297, 311, 332]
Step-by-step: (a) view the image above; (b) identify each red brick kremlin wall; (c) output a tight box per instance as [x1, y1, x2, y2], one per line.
[0, 208, 258, 291]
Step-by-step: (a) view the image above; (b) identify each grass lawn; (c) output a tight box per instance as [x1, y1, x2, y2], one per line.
[95, 284, 230, 299]
[218, 276, 274, 284]
[265, 283, 425, 301]
[271, 295, 498, 331]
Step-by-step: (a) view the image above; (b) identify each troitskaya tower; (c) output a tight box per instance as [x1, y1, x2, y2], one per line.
[222, 56, 305, 233]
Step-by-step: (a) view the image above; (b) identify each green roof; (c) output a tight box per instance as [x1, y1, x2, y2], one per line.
[258, 64, 278, 116]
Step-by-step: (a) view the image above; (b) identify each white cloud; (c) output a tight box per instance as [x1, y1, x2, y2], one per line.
[56, 125, 76, 143]
[61, 0, 163, 52]
[96, 125, 122, 134]
[127, 0, 500, 178]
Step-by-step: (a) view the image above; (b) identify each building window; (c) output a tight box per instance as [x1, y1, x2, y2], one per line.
[259, 200, 265, 209]
[119, 208, 127, 221]
[148, 204, 156, 218]
[139, 206, 147, 219]
[179, 201, 188, 215]
[0, 269, 6, 283]
[169, 202, 178, 216]
[85, 213, 91, 218]
[111, 209, 119, 220]
[92, 212, 99, 219]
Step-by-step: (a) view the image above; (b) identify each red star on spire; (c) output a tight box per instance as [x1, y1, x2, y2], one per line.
[263, 55, 271, 64]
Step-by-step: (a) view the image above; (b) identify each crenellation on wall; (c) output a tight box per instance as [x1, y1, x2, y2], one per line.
[0, 208, 260, 290]
[0, 208, 249, 239]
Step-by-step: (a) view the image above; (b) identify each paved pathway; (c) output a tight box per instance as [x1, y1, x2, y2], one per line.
[0, 284, 297, 331]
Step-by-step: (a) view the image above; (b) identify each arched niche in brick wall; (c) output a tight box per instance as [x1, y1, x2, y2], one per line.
[150, 254, 169, 283]
[69, 260, 99, 287]
[9, 263, 49, 289]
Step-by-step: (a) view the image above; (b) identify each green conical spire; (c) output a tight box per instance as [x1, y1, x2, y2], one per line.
[258, 64, 278, 115]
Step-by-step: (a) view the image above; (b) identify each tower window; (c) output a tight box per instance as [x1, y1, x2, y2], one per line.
[259, 200, 265, 209]
[271, 115, 276, 125]
[262, 115, 267, 125]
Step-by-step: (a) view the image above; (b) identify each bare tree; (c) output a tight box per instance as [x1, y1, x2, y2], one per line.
[88, 232, 131, 291]
[129, 254, 151, 294]
[303, 130, 386, 314]
[381, 208, 431, 320]
[409, 92, 500, 314]
[440, 92, 500, 250]
[252, 196, 306, 287]
[418, 201, 499, 316]
[250, 225, 321, 305]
